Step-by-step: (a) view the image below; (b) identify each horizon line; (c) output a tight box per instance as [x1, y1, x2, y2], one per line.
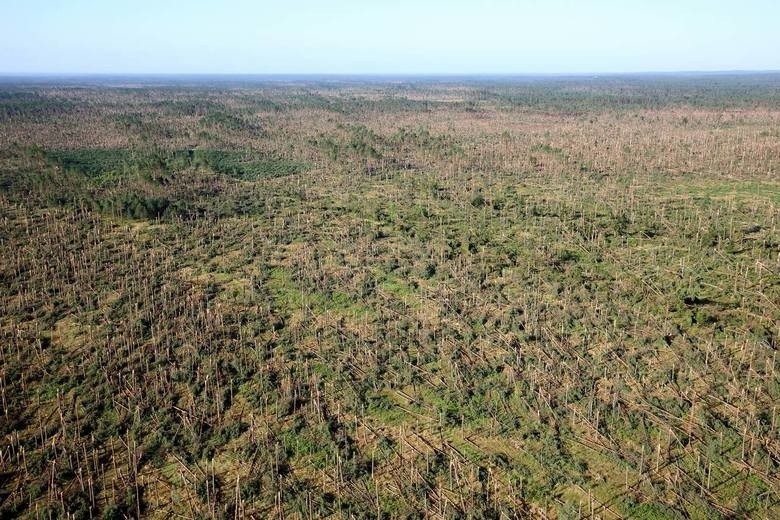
[2, 69, 780, 78]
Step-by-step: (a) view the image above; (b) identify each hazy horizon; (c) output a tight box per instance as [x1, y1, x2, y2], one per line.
[2, 0, 778, 75]
[2, 70, 780, 77]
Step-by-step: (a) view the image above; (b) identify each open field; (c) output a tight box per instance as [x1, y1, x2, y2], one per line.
[1, 74, 779, 518]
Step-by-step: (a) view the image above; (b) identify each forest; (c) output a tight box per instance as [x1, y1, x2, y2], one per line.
[0, 74, 778, 518]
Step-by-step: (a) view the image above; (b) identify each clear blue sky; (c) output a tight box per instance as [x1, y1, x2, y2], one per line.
[1, 0, 778, 74]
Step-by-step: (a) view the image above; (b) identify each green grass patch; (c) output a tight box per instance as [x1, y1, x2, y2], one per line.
[675, 180, 780, 205]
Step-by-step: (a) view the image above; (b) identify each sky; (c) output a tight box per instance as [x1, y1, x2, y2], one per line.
[1, 0, 778, 74]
